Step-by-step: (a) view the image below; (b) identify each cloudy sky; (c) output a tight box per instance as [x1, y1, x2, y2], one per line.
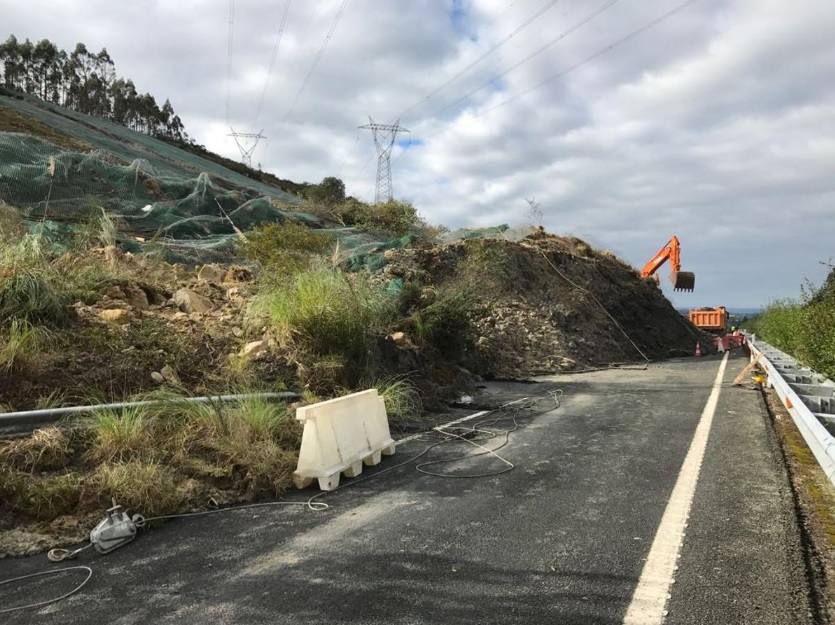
[4, 0, 834, 307]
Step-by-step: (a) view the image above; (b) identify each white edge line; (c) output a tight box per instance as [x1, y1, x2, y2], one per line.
[622, 352, 729, 625]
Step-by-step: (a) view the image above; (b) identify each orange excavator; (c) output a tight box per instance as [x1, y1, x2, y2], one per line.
[640, 235, 695, 292]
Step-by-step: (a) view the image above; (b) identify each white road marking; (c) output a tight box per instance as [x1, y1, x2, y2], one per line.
[623, 352, 729, 625]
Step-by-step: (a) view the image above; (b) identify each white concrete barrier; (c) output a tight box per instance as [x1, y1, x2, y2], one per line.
[293, 389, 396, 491]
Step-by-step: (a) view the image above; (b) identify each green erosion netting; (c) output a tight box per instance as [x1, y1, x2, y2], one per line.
[0, 94, 533, 270]
[0, 94, 298, 200]
[0, 92, 320, 252]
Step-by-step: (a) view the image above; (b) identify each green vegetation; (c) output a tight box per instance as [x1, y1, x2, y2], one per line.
[305, 176, 346, 207]
[0, 319, 44, 372]
[239, 221, 332, 278]
[340, 199, 422, 236]
[253, 263, 396, 385]
[1, 35, 188, 141]
[303, 193, 424, 237]
[374, 375, 423, 424]
[0, 237, 69, 325]
[0, 394, 302, 530]
[0, 469, 82, 520]
[746, 272, 835, 379]
[412, 290, 478, 359]
[87, 406, 154, 463]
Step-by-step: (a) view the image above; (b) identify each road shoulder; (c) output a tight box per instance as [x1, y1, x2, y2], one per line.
[665, 353, 814, 625]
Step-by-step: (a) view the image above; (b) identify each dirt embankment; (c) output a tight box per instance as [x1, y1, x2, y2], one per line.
[380, 231, 704, 378]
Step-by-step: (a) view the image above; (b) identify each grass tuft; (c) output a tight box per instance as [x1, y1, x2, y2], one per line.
[85, 461, 186, 517]
[0, 319, 46, 372]
[1, 468, 82, 520]
[87, 406, 155, 463]
[374, 375, 423, 424]
[252, 264, 395, 381]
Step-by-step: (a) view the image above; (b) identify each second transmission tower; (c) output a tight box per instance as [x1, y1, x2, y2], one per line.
[358, 117, 409, 203]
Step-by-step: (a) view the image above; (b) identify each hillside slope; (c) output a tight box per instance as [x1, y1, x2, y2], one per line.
[0, 91, 317, 250]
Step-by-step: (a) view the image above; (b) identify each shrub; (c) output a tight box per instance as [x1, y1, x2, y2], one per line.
[412, 290, 477, 359]
[332, 197, 373, 226]
[253, 264, 396, 369]
[325, 198, 423, 235]
[239, 222, 331, 278]
[746, 299, 804, 356]
[305, 176, 346, 207]
[799, 294, 835, 379]
[362, 200, 421, 236]
[746, 275, 835, 380]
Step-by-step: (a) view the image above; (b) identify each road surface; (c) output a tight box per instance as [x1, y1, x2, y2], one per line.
[1, 351, 816, 624]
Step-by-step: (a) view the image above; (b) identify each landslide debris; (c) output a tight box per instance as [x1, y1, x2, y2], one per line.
[378, 230, 703, 378]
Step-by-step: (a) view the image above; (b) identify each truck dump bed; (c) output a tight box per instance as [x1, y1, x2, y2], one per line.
[689, 307, 728, 331]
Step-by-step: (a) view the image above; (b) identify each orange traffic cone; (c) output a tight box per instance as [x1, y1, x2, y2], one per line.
[694, 342, 702, 357]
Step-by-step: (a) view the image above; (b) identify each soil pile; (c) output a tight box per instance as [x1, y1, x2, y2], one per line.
[380, 230, 705, 378]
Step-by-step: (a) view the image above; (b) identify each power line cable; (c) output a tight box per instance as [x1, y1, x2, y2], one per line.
[282, 0, 350, 123]
[423, 0, 621, 124]
[412, 0, 700, 146]
[397, 0, 563, 121]
[254, 0, 292, 123]
[478, 0, 701, 117]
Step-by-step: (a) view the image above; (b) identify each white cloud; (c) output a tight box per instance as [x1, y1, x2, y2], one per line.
[2, 0, 834, 306]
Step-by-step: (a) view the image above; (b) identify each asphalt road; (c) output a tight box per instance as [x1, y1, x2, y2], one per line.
[0, 351, 815, 624]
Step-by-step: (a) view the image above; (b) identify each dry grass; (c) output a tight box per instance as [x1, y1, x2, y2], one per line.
[84, 461, 187, 518]
[0, 468, 82, 520]
[0, 105, 90, 151]
[0, 427, 73, 472]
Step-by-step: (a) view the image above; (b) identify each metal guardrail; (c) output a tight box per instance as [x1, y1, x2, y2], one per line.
[747, 336, 835, 486]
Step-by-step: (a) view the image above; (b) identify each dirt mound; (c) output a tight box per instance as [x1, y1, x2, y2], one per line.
[380, 231, 705, 378]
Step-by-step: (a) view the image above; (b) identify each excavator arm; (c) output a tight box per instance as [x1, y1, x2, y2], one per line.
[640, 235, 695, 292]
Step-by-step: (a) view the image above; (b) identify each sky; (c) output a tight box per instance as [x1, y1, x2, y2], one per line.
[3, 0, 834, 308]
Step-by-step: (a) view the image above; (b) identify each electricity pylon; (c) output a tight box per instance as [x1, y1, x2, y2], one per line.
[228, 128, 266, 169]
[358, 117, 409, 203]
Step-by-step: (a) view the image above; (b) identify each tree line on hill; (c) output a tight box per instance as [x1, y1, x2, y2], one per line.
[0, 35, 188, 141]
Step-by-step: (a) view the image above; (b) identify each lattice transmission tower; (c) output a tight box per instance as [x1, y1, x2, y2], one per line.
[358, 117, 409, 203]
[228, 128, 267, 169]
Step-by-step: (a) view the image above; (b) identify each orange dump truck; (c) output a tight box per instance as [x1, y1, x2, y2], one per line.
[689, 306, 745, 351]
[688, 306, 729, 333]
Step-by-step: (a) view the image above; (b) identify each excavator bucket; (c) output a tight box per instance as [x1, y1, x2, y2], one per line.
[673, 271, 696, 292]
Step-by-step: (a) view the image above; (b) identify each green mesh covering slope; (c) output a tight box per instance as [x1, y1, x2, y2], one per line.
[0, 93, 298, 201]
[0, 94, 437, 271]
